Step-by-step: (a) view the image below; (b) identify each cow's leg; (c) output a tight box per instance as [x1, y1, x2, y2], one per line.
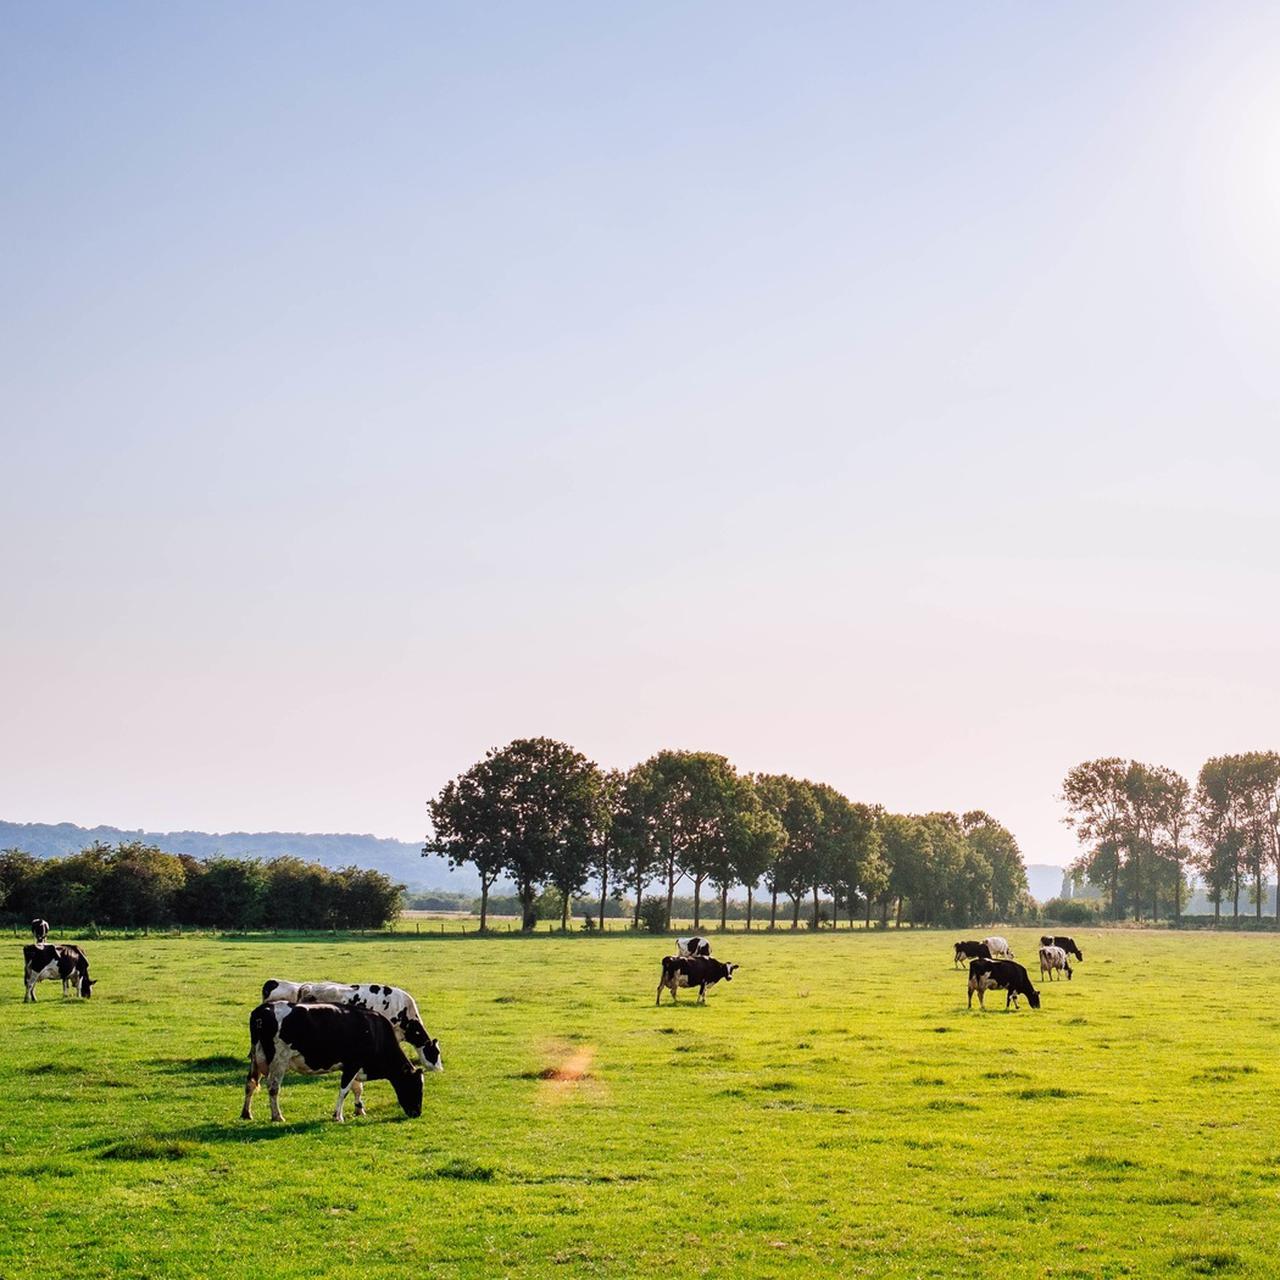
[697, 983, 707, 1005]
[334, 1066, 361, 1122]
[241, 1064, 261, 1120]
[967, 984, 974, 1008]
[656, 980, 665, 1005]
[352, 1077, 366, 1117]
[267, 1066, 287, 1123]
[24, 976, 35, 1002]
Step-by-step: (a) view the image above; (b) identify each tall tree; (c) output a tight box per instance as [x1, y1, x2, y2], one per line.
[427, 738, 603, 932]
[756, 775, 823, 929]
[1062, 759, 1132, 920]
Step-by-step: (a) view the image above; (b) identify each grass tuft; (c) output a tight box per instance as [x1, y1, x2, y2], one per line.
[100, 1138, 203, 1162]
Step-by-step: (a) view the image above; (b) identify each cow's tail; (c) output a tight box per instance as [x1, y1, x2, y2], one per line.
[248, 1004, 276, 1071]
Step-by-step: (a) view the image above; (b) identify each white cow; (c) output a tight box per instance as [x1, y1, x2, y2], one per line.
[1039, 945, 1073, 982]
[982, 936, 1014, 959]
[261, 979, 442, 1072]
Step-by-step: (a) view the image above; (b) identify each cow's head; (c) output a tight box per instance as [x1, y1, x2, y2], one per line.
[401, 1019, 444, 1073]
[390, 1065, 424, 1118]
[79, 974, 96, 998]
[1026, 986, 1041, 1010]
[724, 963, 739, 980]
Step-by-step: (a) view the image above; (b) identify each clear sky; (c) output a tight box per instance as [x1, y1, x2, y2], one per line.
[4, 3, 1279, 866]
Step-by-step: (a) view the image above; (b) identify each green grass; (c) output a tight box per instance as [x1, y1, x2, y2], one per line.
[2, 929, 1279, 1277]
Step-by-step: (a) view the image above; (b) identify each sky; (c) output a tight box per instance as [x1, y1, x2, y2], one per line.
[4, 3, 1280, 866]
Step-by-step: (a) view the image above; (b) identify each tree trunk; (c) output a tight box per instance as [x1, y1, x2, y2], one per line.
[719, 886, 727, 930]
[633, 873, 642, 929]
[769, 888, 778, 929]
[1233, 873, 1240, 921]
[479, 879, 490, 933]
[561, 889, 570, 932]
[895, 896, 902, 929]
[791, 896, 800, 930]
[746, 887, 753, 930]
[692, 875, 702, 930]
[812, 884, 820, 930]
[666, 865, 676, 927]
[865, 895, 872, 928]
[520, 881, 537, 932]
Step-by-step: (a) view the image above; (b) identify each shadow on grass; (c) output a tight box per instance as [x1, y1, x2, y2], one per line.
[154, 1054, 246, 1078]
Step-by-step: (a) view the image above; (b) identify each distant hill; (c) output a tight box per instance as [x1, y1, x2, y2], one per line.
[0, 819, 490, 894]
[1025, 863, 1069, 904]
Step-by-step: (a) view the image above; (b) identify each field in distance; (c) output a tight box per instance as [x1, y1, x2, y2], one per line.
[2, 930, 1277, 1277]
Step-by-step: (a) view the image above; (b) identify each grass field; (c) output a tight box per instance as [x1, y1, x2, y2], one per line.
[3, 929, 1278, 1278]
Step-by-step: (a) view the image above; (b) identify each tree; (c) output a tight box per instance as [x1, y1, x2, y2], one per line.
[428, 738, 603, 932]
[1062, 759, 1132, 920]
[756, 775, 823, 928]
[729, 780, 786, 930]
[811, 785, 879, 930]
[591, 770, 625, 932]
[962, 811, 1029, 922]
[1195, 756, 1249, 922]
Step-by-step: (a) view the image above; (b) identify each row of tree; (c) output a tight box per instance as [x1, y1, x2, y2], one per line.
[427, 738, 1031, 932]
[1061, 753, 1280, 921]
[0, 842, 404, 930]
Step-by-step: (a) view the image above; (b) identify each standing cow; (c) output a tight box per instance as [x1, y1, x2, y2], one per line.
[982, 935, 1014, 959]
[676, 936, 712, 958]
[953, 940, 991, 968]
[1040, 934, 1084, 961]
[656, 955, 738, 1004]
[24, 944, 94, 1001]
[1039, 945, 1072, 981]
[967, 958, 1040, 1010]
[241, 1002, 424, 1123]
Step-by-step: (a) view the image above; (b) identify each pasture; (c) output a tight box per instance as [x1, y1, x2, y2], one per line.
[2, 930, 1278, 1278]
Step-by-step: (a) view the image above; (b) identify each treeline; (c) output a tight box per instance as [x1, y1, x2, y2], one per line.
[1062, 753, 1280, 922]
[0, 841, 404, 931]
[427, 738, 1031, 932]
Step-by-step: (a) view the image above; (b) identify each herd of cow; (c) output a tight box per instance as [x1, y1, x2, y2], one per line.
[953, 934, 1086, 1010]
[20, 917, 1087, 1122]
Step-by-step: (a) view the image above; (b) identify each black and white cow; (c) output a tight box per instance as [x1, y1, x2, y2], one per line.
[1039, 945, 1072, 982]
[1040, 934, 1084, 961]
[24, 944, 94, 1002]
[30, 918, 49, 944]
[953, 939, 992, 968]
[656, 955, 738, 1005]
[967, 958, 1040, 1010]
[241, 1002, 424, 1123]
[676, 936, 712, 958]
[261, 979, 442, 1071]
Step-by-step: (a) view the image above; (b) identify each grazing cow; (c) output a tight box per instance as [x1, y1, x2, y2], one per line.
[953, 940, 992, 968]
[241, 1002, 424, 1123]
[24, 944, 94, 1002]
[656, 955, 738, 1005]
[967, 958, 1040, 1010]
[676, 936, 712, 958]
[982, 935, 1014, 959]
[30, 918, 49, 944]
[1039, 945, 1072, 982]
[261, 979, 442, 1071]
[1040, 934, 1084, 962]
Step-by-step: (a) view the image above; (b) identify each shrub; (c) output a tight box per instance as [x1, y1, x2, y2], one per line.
[638, 897, 669, 933]
[1040, 897, 1101, 925]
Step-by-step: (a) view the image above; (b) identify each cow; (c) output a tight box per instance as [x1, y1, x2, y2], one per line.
[676, 936, 712, 958]
[953, 940, 991, 968]
[656, 955, 738, 1005]
[261, 979, 442, 1072]
[1040, 934, 1084, 962]
[24, 944, 94, 1002]
[30, 918, 49, 944]
[241, 1002, 424, 1123]
[982, 935, 1014, 959]
[967, 958, 1040, 1010]
[1039, 945, 1072, 982]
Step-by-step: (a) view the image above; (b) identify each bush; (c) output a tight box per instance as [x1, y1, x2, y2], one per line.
[638, 897, 669, 933]
[1041, 897, 1101, 925]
